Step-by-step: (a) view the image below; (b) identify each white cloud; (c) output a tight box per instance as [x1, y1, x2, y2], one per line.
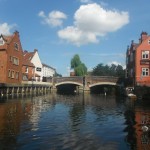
[107, 61, 126, 69]
[0, 22, 14, 35]
[58, 3, 129, 46]
[38, 10, 67, 27]
[108, 61, 121, 66]
[58, 26, 98, 46]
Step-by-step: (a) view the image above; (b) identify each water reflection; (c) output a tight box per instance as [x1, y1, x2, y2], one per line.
[0, 93, 150, 149]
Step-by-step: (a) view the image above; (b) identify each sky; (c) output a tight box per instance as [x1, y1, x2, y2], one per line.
[0, 0, 150, 76]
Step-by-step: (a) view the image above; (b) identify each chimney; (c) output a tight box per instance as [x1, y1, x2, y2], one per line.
[140, 31, 148, 42]
[34, 49, 38, 52]
[23, 50, 28, 55]
[24, 50, 28, 53]
[14, 30, 19, 36]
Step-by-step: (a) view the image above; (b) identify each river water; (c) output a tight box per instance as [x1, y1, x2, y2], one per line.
[0, 93, 150, 150]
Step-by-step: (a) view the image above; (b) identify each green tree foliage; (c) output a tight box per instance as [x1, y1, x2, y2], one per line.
[70, 54, 87, 76]
[74, 63, 87, 76]
[92, 63, 125, 77]
[71, 54, 81, 69]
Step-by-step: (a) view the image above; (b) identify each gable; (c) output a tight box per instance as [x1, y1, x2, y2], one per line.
[137, 36, 150, 50]
[31, 51, 42, 67]
[0, 36, 5, 45]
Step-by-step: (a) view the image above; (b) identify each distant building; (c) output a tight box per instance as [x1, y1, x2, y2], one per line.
[126, 32, 150, 87]
[0, 31, 23, 84]
[42, 63, 56, 78]
[70, 71, 75, 76]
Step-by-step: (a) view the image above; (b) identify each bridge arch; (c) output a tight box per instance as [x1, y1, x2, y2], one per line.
[55, 81, 83, 87]
[55, 81, 83, 94]
[89, 82, 119, 88]
[89, 82, 122, 94]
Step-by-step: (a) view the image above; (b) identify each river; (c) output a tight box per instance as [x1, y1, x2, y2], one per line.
[0, 93, 150, 150]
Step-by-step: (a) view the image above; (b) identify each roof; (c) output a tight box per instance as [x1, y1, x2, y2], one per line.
[0, 35, 13, 43]
[0, 31, 19, 44]
[42, 63, 56, 70]
[23, 50, 35, 67]
[22, 59, 35, 67]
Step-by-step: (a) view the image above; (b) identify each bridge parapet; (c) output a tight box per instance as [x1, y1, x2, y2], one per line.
[86, 76, 119, 85]
[53, 76, 83, 85]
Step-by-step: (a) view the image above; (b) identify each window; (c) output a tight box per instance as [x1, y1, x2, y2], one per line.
[14, 43, 19, 50]
[148, 40, 150, 45]
[13, 57, 19, 65]
[23, 74, 28, 81]
[11, 71, 15, 78]
[36, 67, 41, 72]
[142, 68, 149, 76]
[8, 70, 11, 78]
[142, 51, 149, 59]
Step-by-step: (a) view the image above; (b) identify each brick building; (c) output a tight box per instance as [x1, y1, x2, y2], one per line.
[22, 51, 35, 81]
[0, 31, 23, 84]
[126, 32, 150, 87]
[23, 49, 42, 82]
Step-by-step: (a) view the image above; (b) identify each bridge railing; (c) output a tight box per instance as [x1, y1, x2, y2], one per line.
[86, 76, 119, 84]
[53, 76, 83, 84]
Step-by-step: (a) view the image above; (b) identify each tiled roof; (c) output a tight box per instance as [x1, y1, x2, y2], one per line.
[22, 59, 34, 67]
[0, 31, 19, 44]
[23, 50, 35, 67]
[2, 35, 13, 43]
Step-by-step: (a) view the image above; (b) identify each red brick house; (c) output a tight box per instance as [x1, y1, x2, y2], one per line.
[0, 31, 23, 84]
[22, 50, 35, 81]
[126, 32, 150, 87]
[22, 50, 41, 81]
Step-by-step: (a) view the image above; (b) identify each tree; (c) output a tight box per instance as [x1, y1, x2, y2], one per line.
[74, 63, 87, 76]
[92, 63, 106, 76]
[116, 65, 125, 77]
[92, 63, 125, 77]
[70, 54, 87, 76]
[71, 54, 81, 69]
[109, 64, 117, 76]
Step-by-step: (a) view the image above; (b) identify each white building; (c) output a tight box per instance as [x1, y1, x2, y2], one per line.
[42, 63, 56, 78]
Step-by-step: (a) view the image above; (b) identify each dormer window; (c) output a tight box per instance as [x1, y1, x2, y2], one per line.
[14, 43, 19, 50]
[0, 37, 4, 45]
[142, 51, 149, 59]
[148, 40, 150, 45]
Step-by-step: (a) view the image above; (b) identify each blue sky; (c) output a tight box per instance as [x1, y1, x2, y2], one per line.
[0, 0, 150, 76]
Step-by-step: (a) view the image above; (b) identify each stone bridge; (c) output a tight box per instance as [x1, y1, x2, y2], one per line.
[51, 76, 122, 92]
